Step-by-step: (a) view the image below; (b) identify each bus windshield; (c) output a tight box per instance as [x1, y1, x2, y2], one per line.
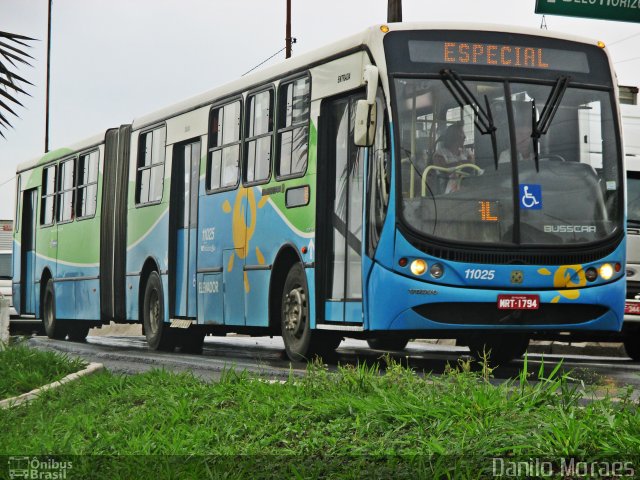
[395, 77, 621, 246]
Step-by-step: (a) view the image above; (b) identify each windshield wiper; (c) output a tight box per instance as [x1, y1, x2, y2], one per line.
[440, 69, 499, 170]
[531, 75, 570, 172]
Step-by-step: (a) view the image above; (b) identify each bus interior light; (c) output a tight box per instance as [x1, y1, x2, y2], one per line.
[585, 267, 598, 282]
[599, 263, 614, 280]
[430, 263, 444, 279]
[411, 259, 427, 276]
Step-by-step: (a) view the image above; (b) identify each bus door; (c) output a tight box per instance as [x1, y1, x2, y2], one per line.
[171, 140, 200, 318]
[20, 189, 37, 314]
[317, 93, 365, 324]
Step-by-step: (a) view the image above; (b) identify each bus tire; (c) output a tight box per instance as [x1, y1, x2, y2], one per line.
[367, 337, 410, 351]
[67, 322, 90, 342]
[281, 263, 315, 361]
[43, 281, 67, 340]
[623, 336, 640, 361]
[143, 271, 175, 352]
[467, 334, 529, 365]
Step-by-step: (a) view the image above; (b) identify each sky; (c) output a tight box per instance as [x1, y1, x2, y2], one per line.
[1, 0, 639, 219]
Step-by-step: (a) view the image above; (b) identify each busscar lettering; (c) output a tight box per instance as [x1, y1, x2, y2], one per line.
[544, 225, 596, 233]
[444, 42, 551, 69]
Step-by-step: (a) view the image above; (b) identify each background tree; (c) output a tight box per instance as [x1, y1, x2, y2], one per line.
[0, 31, 35, 138]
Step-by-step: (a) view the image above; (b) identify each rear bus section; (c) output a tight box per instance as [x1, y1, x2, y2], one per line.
[12, 127, 131, 340]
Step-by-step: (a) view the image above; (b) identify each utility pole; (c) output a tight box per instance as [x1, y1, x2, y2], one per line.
[45, 0, 52, 152]
[285, 0, 292, 58]
[387, 0, 402, 23]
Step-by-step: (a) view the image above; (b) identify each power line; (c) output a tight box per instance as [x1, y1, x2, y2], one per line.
[615, 56, 640, 64]
[609, 31, 640, 46]
[0, 175, 15, 188]
[241, 47, 287, 77]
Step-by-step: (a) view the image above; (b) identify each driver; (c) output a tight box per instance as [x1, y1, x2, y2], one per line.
[433, 122, 474, 168]
[431, 122, 475, 194]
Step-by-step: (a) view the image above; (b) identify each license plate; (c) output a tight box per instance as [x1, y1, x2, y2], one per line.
[497, 294, 540, 310]
[625, 301, 640, 315]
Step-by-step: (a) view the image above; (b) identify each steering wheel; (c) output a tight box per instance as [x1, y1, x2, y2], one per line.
[421, 163, 483, 196]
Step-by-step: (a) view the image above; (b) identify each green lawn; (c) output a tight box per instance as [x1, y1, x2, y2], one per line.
[0, 353, 639, 479]
[0, 341, 86, 399]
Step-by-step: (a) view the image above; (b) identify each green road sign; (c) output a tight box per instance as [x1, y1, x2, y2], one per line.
[535, 0, 640, 24]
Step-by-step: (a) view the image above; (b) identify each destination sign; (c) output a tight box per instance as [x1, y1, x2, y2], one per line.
[536, 0, 640, 24]
[408, 40, 590, 73]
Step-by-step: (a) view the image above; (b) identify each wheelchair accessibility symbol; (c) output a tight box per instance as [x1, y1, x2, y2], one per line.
[519, 184, 542, 210]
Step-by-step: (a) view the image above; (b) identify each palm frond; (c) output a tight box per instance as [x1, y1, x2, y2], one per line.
[0, 30, 36, 136]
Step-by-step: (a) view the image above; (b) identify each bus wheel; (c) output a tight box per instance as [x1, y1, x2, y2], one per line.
[281, 263, 313, 361]
[467, 334, 529, 366]
[367, 337, 410, 351]
[143, 271, 175, 352]
[43, 281, 67, 340]
[623, 336, 640, 361]
[67, 322, 90, 342]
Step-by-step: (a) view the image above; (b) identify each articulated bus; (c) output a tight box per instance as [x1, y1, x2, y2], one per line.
[13, 23, 625, 362]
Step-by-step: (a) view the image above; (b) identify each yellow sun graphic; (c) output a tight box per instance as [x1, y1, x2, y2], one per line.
[538, 264, 586, 303]
[223, 187, 269, 293]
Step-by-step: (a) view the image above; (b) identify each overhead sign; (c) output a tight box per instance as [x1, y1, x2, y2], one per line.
[535, 0, 640, 24]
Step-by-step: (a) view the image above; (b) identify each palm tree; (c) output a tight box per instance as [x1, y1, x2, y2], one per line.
[0, 31, 35, 138]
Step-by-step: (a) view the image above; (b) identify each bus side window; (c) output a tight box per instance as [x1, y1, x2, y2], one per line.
[276, 75, 310, 178]
[245, 89, 274, 184]
[77, 150, 99, 218]
[136, 127, 166, 204]
[367, 93, 390, 256]
[56, 158, 75, 223]
[40, 165, 56, 226]
[207, 100, 241, 191]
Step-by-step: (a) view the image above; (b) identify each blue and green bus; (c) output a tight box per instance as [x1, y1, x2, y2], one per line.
[13, 23, 626, 362]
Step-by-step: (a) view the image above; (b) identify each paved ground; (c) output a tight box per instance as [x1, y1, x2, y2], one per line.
[25, 332, 640, 401]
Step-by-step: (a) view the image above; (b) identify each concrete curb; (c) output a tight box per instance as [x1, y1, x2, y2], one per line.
[0, 362, 104, 410]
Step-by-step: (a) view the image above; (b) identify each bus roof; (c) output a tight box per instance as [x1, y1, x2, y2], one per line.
[17, 22, 608, 172]
[130, 22, 607, 131]
[17, 131, 109, 173]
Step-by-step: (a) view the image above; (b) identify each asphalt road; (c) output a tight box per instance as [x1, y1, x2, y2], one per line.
[25, 334, 640, 398]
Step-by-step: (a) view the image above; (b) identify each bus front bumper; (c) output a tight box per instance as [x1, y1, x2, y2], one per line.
[366, 262, 625, 333]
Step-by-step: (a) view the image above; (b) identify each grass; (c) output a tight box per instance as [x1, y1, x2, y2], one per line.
[0, 352, 639, 479]
[0, 340, 86, 399]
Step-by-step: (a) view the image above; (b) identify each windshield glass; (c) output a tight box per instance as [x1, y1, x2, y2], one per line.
[395, 77, 621, 246]
[0, 253, 11, 279]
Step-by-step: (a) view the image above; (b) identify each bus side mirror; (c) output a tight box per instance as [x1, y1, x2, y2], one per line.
[354, 100, 377, 147]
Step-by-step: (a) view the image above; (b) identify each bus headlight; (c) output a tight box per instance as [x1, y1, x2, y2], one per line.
[599, 263, 614, 280]
[411, 259, 427, 276]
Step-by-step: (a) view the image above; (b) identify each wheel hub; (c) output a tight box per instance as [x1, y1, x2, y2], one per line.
[149, 290, 160, 335]
[283, 287, 306, 336]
